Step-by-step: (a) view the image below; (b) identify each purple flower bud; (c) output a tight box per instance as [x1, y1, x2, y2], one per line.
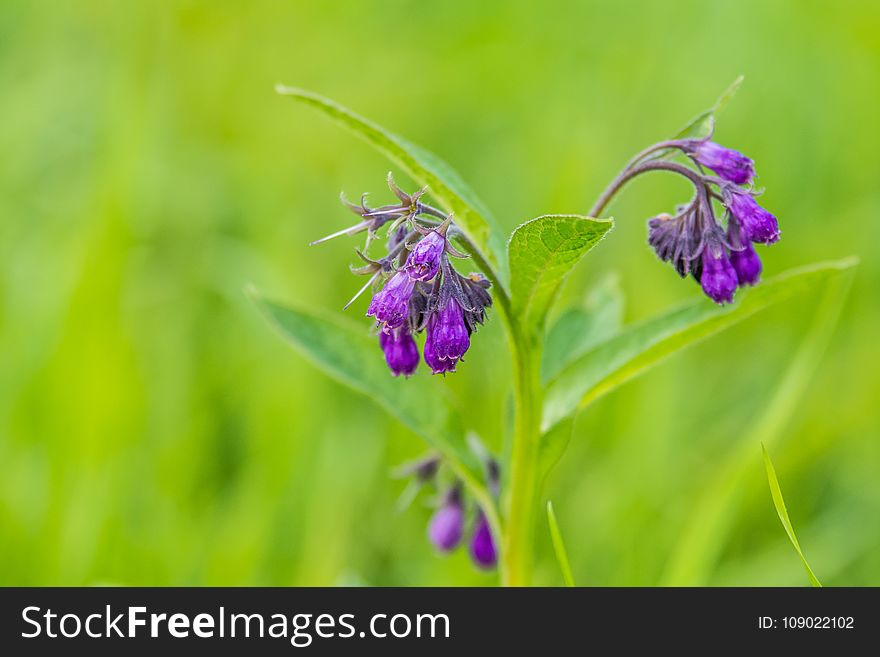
[729, 241, 762, 287]
[367, 271, 415, 329]
[726, 220, 762, 287]
[430, 299, 469, 360]
[406, 230, 446, 281]
[724, 188, 780, 244]
[379, 327, 419, 377]
[424, 299, 470, 374]
[684, 140, 755, 185]
[700, 241, 738, 305]
[469, 510, 497, 569]
[428, 489, 464, 552]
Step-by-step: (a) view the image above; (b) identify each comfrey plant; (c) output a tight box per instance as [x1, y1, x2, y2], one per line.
[257, 78, 855, 586]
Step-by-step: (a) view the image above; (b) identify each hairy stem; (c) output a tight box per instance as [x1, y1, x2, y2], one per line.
[500, 145, 708, 585]
[501, 328, 543, 586]
[589, 150, 700, 218]
[419, 201, 513, 315]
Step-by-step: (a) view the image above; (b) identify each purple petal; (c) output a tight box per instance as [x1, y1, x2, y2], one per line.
[469, 511, 497, 569]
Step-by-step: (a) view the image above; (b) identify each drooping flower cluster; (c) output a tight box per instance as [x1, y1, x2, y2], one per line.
[396, 451, 500, 569]
[643, 137, 780, 304]
[311, 174, 492, 376]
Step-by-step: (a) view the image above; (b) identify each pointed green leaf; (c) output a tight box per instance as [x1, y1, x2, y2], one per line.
[252, 292, 491, 497]
[762, 444, 822, 587]
[276, 85, 507, 284]
[547, 501, 576, 587]
[650, 75, 744, 160]
[542, 258, 857, 432]
[675, 74, 743, 141]
[542, 273, 624, 382]
[508, 215, 613, 330]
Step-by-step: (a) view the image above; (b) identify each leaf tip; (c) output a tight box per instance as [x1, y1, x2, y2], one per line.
[837, 254, 860, 269]
[275, 84, 310, 99]
[243, 283, 262, 304]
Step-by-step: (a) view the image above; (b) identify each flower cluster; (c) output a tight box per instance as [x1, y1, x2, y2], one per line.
[311, 174, 492, 376]
[644, 138, 780, 304]
[397, 453, 500, 569]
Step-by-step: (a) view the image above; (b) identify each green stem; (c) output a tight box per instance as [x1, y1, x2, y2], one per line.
[493, 142, 693, 585]
[501, 328, 543, 586]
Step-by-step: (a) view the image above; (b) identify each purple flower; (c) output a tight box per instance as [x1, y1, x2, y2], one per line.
[699, 239, 738, 304]
[729, 242, 762, 287]
[684, 140, 755, 185]
[423, 331, 456, 374]
[724, 188, 780, 244]
[428, 488, 464, 552]
[469, 510, 497, 569]
[379, 327, 419, 377]
[367, 271, 415, 329]
[424, 299, 470, 374]
[726, 220, 762, 287]
[405, 230, 446, 282]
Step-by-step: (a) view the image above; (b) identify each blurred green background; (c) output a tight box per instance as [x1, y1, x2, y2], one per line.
[2, 0, 878, 586]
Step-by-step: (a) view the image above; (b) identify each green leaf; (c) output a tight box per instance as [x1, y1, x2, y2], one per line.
[276, 85, 507, 285]
[508, 215, 613, 330]
[650, 75, 744, 159]
[251, 291, 490, 497]
[761, 444, 822, 587]
[538, 418, 575, 481]
[675, 75, 743, 141]
[546, 501, 576, 587]
[542, 273, 624, 382]
[542, 258, 858, 433]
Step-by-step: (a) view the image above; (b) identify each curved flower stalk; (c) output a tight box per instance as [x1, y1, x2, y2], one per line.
[312, 174, 493, 376]
[592, 134, 780, 304]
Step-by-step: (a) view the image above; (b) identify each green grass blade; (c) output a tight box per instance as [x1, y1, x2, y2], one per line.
[546, 501, 576, 587]
[661, 262, 855, 585]
[761, 444, 822, 587]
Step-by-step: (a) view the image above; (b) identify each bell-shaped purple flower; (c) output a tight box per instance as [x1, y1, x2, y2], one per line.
[428, 488, 464, 552]
[379, 327, 419, 377]
[724, 188, 780, 244]
[424, 299, 470, 374]
[469, 510, 497, 569]
[726, 220, 762, 287]
[423, 331, 456, 374]
[700, 240, 738, 304]
[367, 271, 415, 329]
[405, 230, 446, 282]
[684, 140, 755, 185]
